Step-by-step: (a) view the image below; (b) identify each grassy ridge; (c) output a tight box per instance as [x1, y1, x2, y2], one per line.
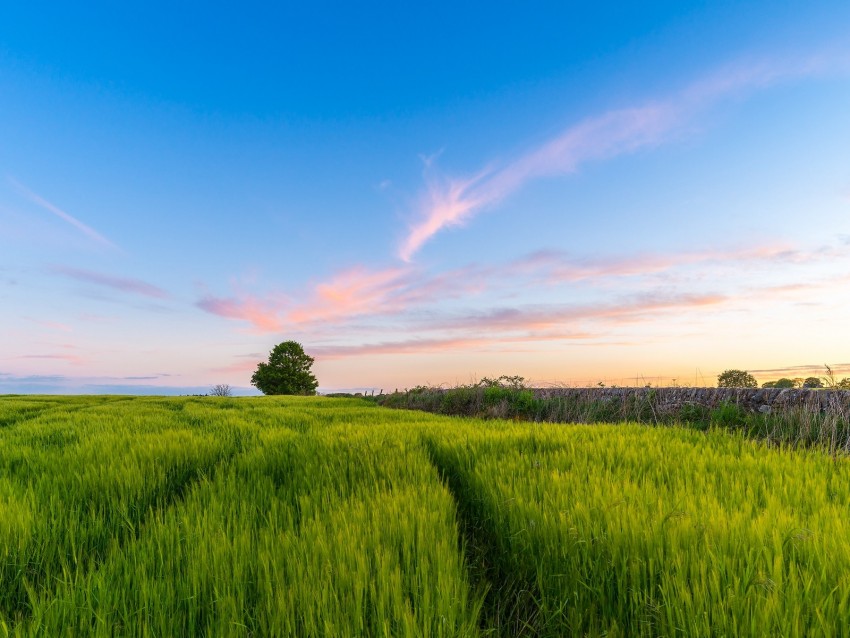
[2, 396, 850, 636]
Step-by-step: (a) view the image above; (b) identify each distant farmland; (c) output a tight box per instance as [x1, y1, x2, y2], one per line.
[2, 395, 850, 636]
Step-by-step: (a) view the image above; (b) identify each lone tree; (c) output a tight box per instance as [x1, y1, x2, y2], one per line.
[717, 369, 758, 388]
[210, 384, 233, 397]
[251, 341, 318, 395]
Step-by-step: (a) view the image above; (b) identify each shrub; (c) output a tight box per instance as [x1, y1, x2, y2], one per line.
[711, 401, 748, 428]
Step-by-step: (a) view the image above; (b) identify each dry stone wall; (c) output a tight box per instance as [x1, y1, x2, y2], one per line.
[532, 387, 850, 416]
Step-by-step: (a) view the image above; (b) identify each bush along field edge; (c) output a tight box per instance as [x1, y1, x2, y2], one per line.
[370, 379, 850, 453]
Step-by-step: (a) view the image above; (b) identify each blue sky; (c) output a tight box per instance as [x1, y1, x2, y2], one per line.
[2, 1, 850, 394]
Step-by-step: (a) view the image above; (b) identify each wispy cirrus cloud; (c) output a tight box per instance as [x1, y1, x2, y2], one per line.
[196, 263, 488, 333]
[311, 332, 597, 359]
[399, 105, 676, 261]
[398, 56, 841, 261]
[748, 363, 850, 377]
[196, 295, 284, 331]
[195, 236, 849, 334]
[196, 266, 411, 333]
[8, 177, 117, 249]
[209, 359, 263, 375]
[18, 353, 86, 365]
[429, 292, 727, 333]
[24, 317, 74, 333]
[309, 293, 725, 359]
[511, 240, 850, 285]
[52, 266, 169, 299]
[290, 266, 412, 323]
[193, 49, 850, 348]
[12, 342, 86, 366]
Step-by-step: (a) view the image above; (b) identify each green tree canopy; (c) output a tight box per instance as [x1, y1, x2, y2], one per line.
[762, 378, 798, 389]
[803, 377, 823, 388]
[251, 341, 319, 395]
[717, 369, 758, 388]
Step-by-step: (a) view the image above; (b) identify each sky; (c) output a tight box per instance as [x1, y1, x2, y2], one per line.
[2, 1, 850, 395]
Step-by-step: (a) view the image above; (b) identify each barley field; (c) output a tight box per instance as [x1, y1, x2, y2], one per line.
[1, 395, 849, 636]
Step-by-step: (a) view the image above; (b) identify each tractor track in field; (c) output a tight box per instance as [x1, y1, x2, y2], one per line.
[424, 437, 544, 637]
[1, 411, 242, 629]
[0, 396, 141, 429]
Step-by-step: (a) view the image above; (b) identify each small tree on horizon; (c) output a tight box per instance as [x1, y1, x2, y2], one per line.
[210, 384, 233, 397]
[717, 369, 758, 388]
[251, 341, 319, 395]
[762, 377, 798, 389]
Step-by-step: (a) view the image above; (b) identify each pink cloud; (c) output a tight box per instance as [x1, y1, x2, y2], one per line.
[196, 263, 492, 333]
[195, 266, 411, 333]
[209, 359, 262, 374]
[311, 331, 597, 359]
[399, 175, 486, 263]
[305, 293, 726, 360]
[291, 266, 412, 323]
[398, 57, 836, 261]
[511, 243, 810, 284]
[19, 353, 85, 365]
[745, 270, 850, 304]
[296, 252, 729, 327]
[52, 266, 169, 299]
[431, 293, 727, 333]
[398, 102, 677, 262]
[196, 295, 284, 332]
[195, 236, 844, 334]
[25, 317, 73, 333]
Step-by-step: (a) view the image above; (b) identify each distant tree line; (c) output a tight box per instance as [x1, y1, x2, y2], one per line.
[717, 366, 850, 389]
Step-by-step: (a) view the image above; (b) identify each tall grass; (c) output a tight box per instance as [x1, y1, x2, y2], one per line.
[427, 421, 850, 636]
[0, 397, 245, 629]
[3, 395, 850, 636]
[379, 385, 850, 451]
[1, 397, 481, 637]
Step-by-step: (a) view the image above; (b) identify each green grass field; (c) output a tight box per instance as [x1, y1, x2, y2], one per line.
[2, 395, 849, 636]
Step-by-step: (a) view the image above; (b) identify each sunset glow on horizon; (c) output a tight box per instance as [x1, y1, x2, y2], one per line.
[2, 2, 850, 394]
